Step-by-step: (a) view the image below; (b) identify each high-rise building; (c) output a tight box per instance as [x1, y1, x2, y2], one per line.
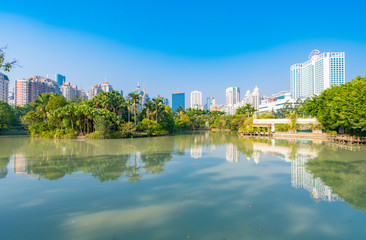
[291, 50, 345, 99]
[55, 74, 66, 86]
[164, 98, 169, 106]
[15, 76, 58, 106]
[0, 73, 9, 103]
[226, 87, 240, 105]
[60, 82, 85, 101]
[190, 90, 203, 110]
[205, 97, 215, 111]
[172, 92, 185, 111]
[226, 87, 240, 115]
[88, 81, 113, 100]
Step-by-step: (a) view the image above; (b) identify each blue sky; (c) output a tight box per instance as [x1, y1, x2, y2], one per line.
[1, 0, 366, 105]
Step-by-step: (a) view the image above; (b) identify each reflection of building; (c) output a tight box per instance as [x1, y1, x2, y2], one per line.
[251, 139, 340, 202]
[190, 145, 202, 159]
[14, 153, 28, 175]
[226, 143, 240, 162]
[0, 165, 8, 179]
[291, 155, 340, 202]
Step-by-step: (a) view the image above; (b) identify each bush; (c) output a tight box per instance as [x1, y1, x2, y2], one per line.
[326, 130, 338, 135]
[94, 116, 112, 138]
[141, 119, 163, 136]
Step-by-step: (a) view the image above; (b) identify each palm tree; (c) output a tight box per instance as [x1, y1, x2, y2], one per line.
[144, 99, 154, 120]
[128, 92, 141, 126]
[32, 93, 54, 121]
[152, 96, 165, 123]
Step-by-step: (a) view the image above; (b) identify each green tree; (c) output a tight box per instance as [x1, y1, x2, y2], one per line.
[0, 101, 15, 131]
[304, 76, 366, 136]
[128, 92, 141, 126]
[235, 103, 256, 117]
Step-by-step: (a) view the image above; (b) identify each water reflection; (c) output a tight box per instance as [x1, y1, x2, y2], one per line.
[1, 133, 365, 211]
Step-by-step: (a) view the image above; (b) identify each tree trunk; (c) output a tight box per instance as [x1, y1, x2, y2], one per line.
[70, 115, 74, 130]
[134, 106, 137, 126]
[79, 116, 82, 134]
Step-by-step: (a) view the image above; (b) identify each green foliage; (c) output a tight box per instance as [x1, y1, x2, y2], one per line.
[326, 130, 338, 135]
[93, 116, 112, 139]
[141, 119, 163, 136]
[0, 101, 15, 131]
[235, 104, 256, 116]
[45, 95, 67, 112]
[304, 76, 366, 136]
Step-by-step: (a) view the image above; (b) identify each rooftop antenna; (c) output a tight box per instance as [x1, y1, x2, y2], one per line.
[105, 72, 107, 82]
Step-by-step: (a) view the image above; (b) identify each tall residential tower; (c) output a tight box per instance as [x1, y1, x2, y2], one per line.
[190, 90, 203, 110]
[0, 73, 9, 103]
[290, 50, 345, 99]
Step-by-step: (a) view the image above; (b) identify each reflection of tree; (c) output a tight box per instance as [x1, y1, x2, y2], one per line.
[306, 148, 366, 211]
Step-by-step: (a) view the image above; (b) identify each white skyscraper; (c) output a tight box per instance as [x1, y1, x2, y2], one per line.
[225, 87, 240, 115]
[291, 50, 345, 99]
[251, 86, 261, 109]
[190, 90, 203, 110]
[226, 87, 240, 105]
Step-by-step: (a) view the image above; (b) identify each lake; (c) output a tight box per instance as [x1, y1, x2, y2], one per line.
[1, 132, 366, 240]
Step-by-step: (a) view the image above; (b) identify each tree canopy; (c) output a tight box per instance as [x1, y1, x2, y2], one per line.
[304, 76, 366, 136]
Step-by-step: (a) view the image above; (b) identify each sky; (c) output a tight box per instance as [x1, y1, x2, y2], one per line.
[1, 0, 366, 105]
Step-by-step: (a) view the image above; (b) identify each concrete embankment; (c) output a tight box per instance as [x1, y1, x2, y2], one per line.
[272, 133, 327, 140]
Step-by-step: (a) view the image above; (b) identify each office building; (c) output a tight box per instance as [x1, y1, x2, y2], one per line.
[205, 97, 215, 111]
[291, 50, 345, 99]
[55, 74, 66, 86]
[172, 92, 185, 111]
[225, 87, 240, 115]
[0, 73, 9, 103]
[226, 87, 240, 105]
[15, 76, 58, 106]
[190, 90, 203, 110]
[88, 81, 113, 100]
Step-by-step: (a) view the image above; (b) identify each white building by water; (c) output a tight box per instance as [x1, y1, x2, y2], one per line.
[258, 91, 295, 113]
[291, 50, 345, 99]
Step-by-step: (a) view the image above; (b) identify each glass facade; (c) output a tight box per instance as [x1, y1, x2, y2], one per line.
[290, 51, 345, 99]
[172, 92, 185, 111]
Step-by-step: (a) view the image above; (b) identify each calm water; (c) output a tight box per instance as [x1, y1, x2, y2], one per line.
[1, 132, 366, 240]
